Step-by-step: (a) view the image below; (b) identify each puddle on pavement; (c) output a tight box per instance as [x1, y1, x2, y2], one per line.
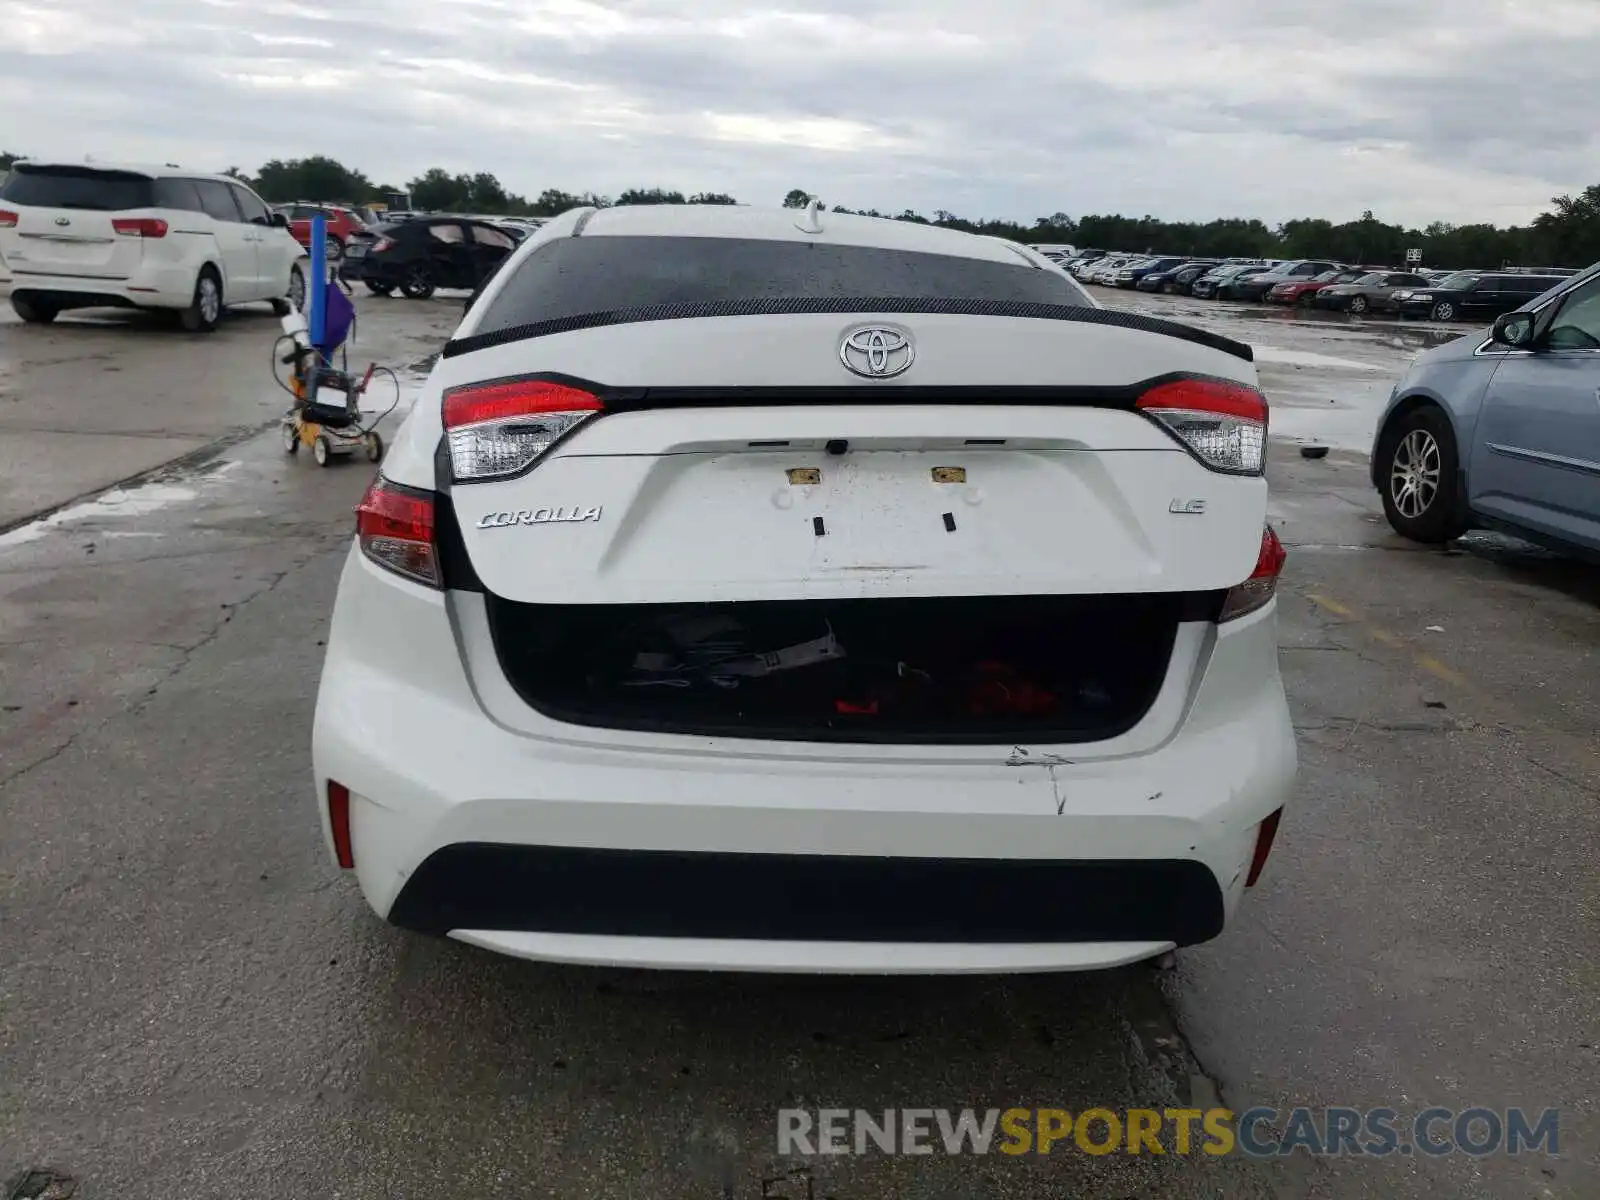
[1254, 346, 1390, 372]
[0, 462, 243, 550]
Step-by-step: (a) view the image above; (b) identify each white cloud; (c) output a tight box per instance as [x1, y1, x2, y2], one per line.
[1, 0, 1595, 225]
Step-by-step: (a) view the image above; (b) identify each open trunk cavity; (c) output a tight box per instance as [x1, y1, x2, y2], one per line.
[485, 593, 1207, 744]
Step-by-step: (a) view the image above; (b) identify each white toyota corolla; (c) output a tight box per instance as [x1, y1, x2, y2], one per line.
[312, 203, 1297, 973]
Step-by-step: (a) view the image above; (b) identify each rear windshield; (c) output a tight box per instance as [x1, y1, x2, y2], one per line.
[475, 236, 1092, 334]
[0, 165, 156, 211]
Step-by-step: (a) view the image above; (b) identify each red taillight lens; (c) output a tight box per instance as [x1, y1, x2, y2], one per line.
[111, 217, 169, 238]
[1245, 807, 1283, 887]
[1219, 524, 1287, 621]
[327, 780, 355, 869]
[0, 209, 17, 229]
[1137, 377, 1267, 474]
[356, 477, 441, 587]
[443, 377, 604, 482]
[371, 236, 395, 253]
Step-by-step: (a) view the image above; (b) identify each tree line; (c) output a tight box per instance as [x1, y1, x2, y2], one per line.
[4, 150, 1597, 268]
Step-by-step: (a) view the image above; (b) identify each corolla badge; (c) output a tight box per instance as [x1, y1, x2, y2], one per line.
[54, 217, 71, 226]
[839, 326, 915, 378]
[477, 506, 602, 529]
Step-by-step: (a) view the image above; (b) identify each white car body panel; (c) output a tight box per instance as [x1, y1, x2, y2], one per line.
[312, 204, 1297, 973]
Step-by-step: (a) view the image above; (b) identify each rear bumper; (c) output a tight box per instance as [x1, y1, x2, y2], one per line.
[8, 264, 196, 309]
[312, 549, 1299, 972]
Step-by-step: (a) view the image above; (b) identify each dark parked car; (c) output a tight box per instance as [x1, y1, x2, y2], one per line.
[1137, 260, 1221, 294]
[340, 216, 519, 299]
[1314, 271, 1433, 314]
[1370, 263, 1600, 553]
[1191, 263, 1266, 299]
[1393, 271, 1576, 323]
[1212, 265, 1279, 300]
[1109, 255, 1188, 288]
[1232, 260, 1343, 303]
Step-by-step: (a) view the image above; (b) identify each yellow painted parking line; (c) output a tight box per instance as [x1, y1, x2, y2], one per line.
[1414, 654, 1469, 688]
[1296, 589, 1600, 779]
[1304, 593, 1353, 618]
[1301, 591, 1472, 692]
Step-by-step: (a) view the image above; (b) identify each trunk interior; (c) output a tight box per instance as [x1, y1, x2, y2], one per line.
[485, 593, 1207, 744]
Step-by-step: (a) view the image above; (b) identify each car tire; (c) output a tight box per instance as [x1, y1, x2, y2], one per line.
[1430, 300, 1456, 322]
[1378, 406, 1467, 543]
[325, 235, 344, 262]
[179, 267, 223, 333]
[11, 296, 59, 324]
[366, 282, 394, 297]
[400, 266, 435, 300]
[1348, 295, 1370, 315]
[271, 264, 307, 317]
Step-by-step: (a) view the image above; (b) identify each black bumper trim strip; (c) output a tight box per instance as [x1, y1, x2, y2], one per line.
[387, 843, 1227, 946]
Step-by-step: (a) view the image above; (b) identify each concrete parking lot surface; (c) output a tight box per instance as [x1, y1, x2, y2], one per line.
[0, 298, 457, 531]
[1, 290, 1595, 1199]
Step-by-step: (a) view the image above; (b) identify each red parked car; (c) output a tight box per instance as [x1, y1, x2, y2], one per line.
[272, 203, 372, 262]
[1265, 268, 1369, 306]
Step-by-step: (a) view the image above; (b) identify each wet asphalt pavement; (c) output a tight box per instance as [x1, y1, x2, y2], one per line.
[1, 288, 1596, 1199]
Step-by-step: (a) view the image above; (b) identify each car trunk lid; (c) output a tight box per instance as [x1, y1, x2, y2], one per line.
[436, 312, 1267, 605]
[0, 166, 158, 280]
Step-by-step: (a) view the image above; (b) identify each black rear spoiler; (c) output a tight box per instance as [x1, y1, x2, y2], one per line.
[443, 297, 1254, 364]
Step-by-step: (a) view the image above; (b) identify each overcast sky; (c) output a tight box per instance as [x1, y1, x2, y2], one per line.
[4, 0, 1597, 227]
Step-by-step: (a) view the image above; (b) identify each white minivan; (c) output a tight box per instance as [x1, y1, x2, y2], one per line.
[0, 160, 308, 331]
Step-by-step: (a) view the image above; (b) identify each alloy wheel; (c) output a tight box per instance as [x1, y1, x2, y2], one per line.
[1390, 428, 1441, 519]
[199, 276, 221, 325]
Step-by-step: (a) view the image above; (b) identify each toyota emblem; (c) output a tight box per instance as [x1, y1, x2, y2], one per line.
[839, 326, 915, 379]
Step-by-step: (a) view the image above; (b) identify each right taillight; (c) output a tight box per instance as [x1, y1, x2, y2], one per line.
[1245, 808, 1282, 887]
[111, 217, 169, 238]
[0, 209, 17, 228]
[1137, 377, 1268, 475]
[371, 236, 395, 253]
[356, 477, 441, 588]
[1219, 524, 1287, 622]
[443, 376, 604, 482]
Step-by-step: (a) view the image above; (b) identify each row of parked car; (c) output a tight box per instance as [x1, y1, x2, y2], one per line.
[1050, 249, 1581, 324]
[270, 203, 545, 300]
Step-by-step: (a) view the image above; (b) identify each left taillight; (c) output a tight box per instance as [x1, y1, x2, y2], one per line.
[1219, 524, 1287, 622]
[1137, 377, 1267, 475]
[0, 209, 18, 229]
[356, 477, 441, 588]
[443, 376, 604, 483]
[111, 217, 169, 238]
